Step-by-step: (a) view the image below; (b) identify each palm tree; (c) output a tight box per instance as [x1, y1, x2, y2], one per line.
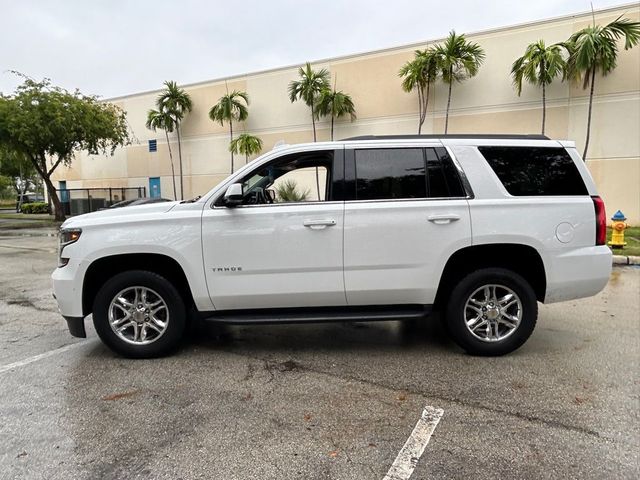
[511, 40, 567, 135]
[229, 133, 263, 165]
[146, 109, 177, 200]
[156, 81, 192, 200]
[434, 31, 485, 134]
[275, 179, 310, 203]
[288, 62, 330, 142]
[566, 15, 640, 159]
[209, 89, 249, 173]
[288, 62, 331, 197]
[315, 80, 356, 140]
[399, 48, 438, 134]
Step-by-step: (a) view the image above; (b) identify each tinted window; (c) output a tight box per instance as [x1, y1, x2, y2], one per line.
[478, 147, 588, 196]
[426, 148, 448, 198]
[427, 148, 466, 198]
[437, 148, 466, 197]
[355, 149, 426, 200]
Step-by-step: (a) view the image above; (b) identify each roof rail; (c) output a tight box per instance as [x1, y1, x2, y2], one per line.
[341, 134, 550, 141]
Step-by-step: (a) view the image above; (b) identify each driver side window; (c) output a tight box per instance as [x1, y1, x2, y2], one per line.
[239, 151, 333, 205]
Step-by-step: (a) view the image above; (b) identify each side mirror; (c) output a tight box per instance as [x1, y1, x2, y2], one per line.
[223, 183, 244, 207]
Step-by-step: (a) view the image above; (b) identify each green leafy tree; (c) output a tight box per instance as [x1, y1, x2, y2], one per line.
[511, 40, 567, 135]
[316, 80, 356, 140]
[146, 110, 177, 200]
[209, 89, 249, 173]
[0, 76, 129, 220]
[229, 133, 263, 165]
[288, 62, 330, 142]
[275, 179, 310, 203]
[434, 31, 485, 133]
[399, 48, 438, 134]
[156, 81, 192, 199]
[0, 175, 12, 200]
[565, 15, 640, 159]
[0, 146, 39, 210]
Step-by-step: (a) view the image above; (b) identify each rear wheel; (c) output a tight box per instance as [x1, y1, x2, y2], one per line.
[445, 268, 537, 356]
[93, 270, 186, 358]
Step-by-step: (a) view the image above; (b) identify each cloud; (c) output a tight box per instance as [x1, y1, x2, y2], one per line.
[0, 0, 629, 97]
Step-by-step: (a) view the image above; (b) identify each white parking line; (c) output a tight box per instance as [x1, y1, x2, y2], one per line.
[383, 405, 444, 480]
[0, 340, 93, 374]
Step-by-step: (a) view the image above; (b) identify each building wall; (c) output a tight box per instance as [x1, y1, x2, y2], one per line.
[52, 3, 640, 223]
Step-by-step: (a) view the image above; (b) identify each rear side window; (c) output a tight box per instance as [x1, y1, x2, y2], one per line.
[353, 148, 466, 200]
[478, 146, 588, 196]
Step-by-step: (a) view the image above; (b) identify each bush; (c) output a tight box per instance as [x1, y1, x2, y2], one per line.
[21, 202, 50, 214]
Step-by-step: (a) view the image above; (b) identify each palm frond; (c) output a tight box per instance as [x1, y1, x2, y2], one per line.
[288, 62, 331, 107]
[510, 39, 567, 95]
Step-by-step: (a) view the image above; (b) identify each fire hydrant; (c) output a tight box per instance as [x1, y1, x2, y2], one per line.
[608, 210, 629, 249]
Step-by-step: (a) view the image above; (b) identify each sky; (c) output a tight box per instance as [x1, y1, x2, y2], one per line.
[0, 0, 633, 99]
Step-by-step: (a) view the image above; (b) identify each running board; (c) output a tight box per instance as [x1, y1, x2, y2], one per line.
[201, 305, 431, 325]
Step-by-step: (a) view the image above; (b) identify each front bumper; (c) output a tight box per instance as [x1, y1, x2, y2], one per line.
[52, 258, 87, 339]
[64, 316, 87, 338]
[51, 258, 85, 317]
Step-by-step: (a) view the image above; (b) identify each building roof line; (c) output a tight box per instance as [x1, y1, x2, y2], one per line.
[104, 2, 638, 102]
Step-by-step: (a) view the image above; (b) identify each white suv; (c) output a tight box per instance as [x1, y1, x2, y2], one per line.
[52, 135, 612, 358]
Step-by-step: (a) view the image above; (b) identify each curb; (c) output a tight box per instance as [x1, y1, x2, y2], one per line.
[612, 255, 640, 266]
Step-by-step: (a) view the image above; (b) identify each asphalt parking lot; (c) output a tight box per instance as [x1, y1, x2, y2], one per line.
[0, 228, 638, 480]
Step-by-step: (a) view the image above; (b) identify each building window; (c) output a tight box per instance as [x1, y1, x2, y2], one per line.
[148, 139, 157, 152]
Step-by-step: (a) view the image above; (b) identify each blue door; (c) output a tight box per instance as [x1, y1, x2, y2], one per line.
[58, 181, 69, 202]
[149, 177, 161, 198]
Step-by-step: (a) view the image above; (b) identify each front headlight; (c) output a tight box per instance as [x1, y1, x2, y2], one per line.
[58, 228, 82, 267]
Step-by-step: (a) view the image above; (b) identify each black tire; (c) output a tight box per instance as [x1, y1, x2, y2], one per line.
[93, 270, 186, 358]
[444, 268, 537, 356]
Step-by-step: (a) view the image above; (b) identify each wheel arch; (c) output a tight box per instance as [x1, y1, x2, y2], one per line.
[82, 253, 195, 316]
[434, 243, 546, 309]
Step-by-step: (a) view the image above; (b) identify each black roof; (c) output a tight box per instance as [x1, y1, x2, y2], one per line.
[341, 134, 550, 141]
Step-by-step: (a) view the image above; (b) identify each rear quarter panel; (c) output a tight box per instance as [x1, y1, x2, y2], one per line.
[447, 142, 611, 303]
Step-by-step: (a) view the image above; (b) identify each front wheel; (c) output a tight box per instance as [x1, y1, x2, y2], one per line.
[93, 270, 186, 358]
[445, 268, 537, 356]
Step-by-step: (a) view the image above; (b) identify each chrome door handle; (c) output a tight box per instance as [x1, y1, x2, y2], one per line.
[428, 214, 461, 225]
[303, 219, 336, 229]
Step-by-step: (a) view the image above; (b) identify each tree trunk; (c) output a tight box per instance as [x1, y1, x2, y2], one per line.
[16, 163, 25, 212]
[583, 68, 596, 160]
[421, 82, 431, 133]
[29, 155, 64, 220]
[445, 71, 453, 134]
[311, 103, 320, 198]
[541, 82, 546, 135]
[164, 131, 177, 200]
[42, 174, 64, 221]
[176, 125, 184, 200]
[417, 86, 423, 134]
[331, 116, 335, 141]
[230, 120, 234, 173]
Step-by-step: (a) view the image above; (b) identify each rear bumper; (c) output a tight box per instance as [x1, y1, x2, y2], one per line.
[544, 245, 612, 303]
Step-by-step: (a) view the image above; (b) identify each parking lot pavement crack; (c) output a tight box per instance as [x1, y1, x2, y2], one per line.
[219, 348, 603, 440]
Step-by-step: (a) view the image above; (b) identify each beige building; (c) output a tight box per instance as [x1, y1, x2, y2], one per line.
[53, 3, 640, 223]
